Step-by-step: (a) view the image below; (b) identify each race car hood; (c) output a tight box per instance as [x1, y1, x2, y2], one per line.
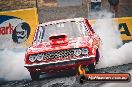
[27, 36, 93, 55]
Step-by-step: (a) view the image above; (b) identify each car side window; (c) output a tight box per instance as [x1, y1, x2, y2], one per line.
[79, 21, 89, 36]
[34, 27, 39, 43]
[34, 26, 45, 43]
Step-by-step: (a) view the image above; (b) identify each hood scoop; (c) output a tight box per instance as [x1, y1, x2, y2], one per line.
[49, 34, 68, 45]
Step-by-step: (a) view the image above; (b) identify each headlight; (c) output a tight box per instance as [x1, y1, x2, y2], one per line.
[36, 54, 43, 61]
[82, 48, 88, 55]
[29, 55, 36, 62]
[74, 49, 82, 56]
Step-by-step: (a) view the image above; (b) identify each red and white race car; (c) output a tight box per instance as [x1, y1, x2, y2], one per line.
[24, 18, 101, 80]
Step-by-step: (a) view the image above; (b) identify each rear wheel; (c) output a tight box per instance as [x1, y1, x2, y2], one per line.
[30, 72, 40, 81]
[95, 49, 99, 64]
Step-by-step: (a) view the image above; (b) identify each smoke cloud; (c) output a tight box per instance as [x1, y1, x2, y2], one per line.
[0, 49, 30, 80]
[90, 10, 132, 68]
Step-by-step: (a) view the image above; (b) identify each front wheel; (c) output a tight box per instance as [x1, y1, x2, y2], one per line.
[30, 72, 40, 81]
[76, 75, 86, 84]
[85, 63, 96, 73]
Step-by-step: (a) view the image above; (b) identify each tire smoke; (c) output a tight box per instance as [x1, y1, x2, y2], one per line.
[91, 11, 132, 68]
[0, 49, 30, 80]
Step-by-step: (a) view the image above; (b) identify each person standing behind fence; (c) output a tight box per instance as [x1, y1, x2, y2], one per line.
[91, 0, 102, 12]
[108, 0, 119, 17]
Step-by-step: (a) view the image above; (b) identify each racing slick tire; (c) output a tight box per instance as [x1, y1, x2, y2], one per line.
[95, 49, 99, 64]
[30, 72, 40, 81]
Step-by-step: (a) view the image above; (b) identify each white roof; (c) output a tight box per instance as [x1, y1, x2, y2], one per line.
[39, 17, 85, 26]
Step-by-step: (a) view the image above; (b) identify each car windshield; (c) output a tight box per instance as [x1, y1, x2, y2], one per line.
[34, 21, 88, 43]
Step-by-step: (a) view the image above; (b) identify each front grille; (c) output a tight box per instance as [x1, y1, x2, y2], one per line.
[43, 49, 74, 61]
[29, 48, 89, 63]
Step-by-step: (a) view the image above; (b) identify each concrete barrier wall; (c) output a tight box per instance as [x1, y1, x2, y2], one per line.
[57, 0, 82, 7]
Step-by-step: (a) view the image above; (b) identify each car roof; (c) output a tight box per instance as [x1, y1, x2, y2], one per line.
[39, 17, 85, 26]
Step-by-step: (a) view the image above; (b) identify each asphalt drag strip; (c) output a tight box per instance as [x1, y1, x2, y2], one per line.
[0, 63, 132, 87]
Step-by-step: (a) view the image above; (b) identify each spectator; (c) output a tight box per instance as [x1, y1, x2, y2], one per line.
[108, 0, 119, 17]
[91, 0, 102, 11]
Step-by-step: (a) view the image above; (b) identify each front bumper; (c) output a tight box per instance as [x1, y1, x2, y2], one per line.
[24, 55, 95, 73]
